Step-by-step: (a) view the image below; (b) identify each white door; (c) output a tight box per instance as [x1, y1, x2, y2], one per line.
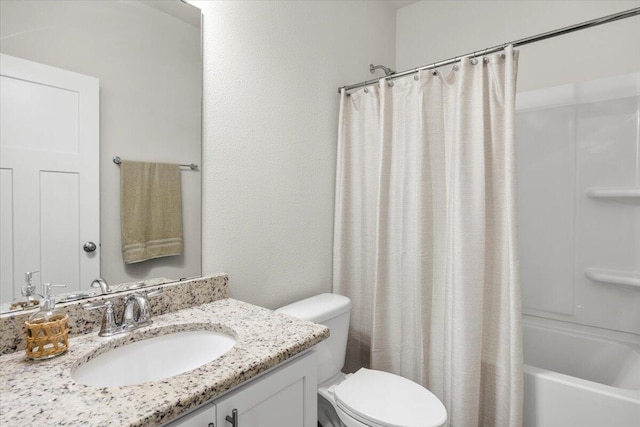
[0, 54, 99, 304]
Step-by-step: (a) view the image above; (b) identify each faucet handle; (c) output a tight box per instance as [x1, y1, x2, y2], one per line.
[83, 301, 120, 336]
[98, 301, 119, 336]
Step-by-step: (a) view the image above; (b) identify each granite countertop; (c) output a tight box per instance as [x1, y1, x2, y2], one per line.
[0, 298, 329, 427]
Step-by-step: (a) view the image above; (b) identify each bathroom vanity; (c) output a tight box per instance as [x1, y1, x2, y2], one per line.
[0, 276, 328, 427]
[167, 351, 317, 426]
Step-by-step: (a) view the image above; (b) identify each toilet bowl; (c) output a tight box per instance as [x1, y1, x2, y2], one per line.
[277, 293, 447, 427]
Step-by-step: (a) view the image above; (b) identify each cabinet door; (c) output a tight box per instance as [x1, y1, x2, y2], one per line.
[164, 402, 216, 427]
[216, 351, 317, 427]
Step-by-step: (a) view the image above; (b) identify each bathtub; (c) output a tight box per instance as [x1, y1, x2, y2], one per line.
[523, 316, 640, 427]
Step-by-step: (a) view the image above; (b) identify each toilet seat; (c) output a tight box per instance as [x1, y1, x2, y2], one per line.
[332, 368, 447, 427]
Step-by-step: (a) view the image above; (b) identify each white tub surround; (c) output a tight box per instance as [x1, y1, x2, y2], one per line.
[523, 317, 640, 427]
[0, 298, 328, 426]
[516, 72, 640, 335]
[516, 72, 640, 427]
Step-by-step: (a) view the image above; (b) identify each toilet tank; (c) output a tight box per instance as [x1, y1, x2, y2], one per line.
[277, 293, 351, 384]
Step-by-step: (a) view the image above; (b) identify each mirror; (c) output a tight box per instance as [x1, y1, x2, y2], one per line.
[0, 0, 202, 312]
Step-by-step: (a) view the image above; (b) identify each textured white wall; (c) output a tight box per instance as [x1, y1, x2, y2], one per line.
[194, 1, 396, 309]
[396, 1, 640, 92]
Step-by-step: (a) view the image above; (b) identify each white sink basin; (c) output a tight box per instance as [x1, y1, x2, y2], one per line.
[72, 329, 236, 387]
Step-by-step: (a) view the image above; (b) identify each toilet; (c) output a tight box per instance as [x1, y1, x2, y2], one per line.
[277, 293, 447, 427]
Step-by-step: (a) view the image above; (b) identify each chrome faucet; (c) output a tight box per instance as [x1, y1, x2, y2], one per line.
[121, 293, 152, 330]
[83, 289, 162, 337]
[91, 277, 112, 294]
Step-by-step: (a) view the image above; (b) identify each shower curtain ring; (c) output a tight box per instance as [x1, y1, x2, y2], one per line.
[471, 52, 478, 65]
[414, 68, 419, 81]
[432, 63, 438, 75]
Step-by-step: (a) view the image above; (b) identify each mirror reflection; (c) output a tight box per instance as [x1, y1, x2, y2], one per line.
[0, 0, 202, 312]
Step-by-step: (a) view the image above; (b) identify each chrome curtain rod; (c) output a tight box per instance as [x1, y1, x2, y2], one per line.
[338, 7, 640, 93]
[112, 156, 198, 170]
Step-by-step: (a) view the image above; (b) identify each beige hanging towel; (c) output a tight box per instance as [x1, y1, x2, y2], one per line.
[120, 160, 183, 264]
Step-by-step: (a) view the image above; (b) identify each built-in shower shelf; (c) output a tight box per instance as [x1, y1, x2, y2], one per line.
[585, 268, 640, 289]
[586, 187, 640, 203]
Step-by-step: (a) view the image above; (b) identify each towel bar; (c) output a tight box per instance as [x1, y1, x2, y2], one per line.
[112, 156, 198, 170]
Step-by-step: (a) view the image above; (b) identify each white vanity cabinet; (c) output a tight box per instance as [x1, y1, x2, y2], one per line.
[165, 351, 317, 427]
[166, 402, 216, 426]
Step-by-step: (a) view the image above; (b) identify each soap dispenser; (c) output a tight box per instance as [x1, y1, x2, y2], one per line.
[9, 271, 43, 310]
[24, 283, 69, 360]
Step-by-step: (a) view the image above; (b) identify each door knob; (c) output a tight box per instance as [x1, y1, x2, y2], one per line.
[83, 241, 97, 252]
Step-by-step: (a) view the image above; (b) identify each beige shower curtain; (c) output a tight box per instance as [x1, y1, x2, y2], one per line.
[333, 46, 522, 427]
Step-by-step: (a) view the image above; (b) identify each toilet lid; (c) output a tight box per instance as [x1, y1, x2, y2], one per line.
[333, 368, 447, 427]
